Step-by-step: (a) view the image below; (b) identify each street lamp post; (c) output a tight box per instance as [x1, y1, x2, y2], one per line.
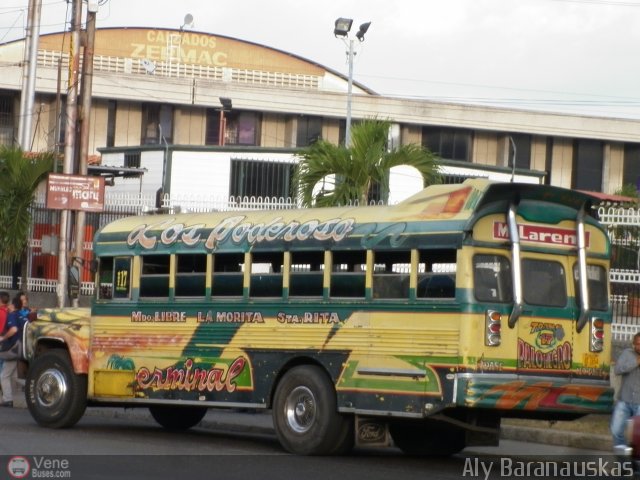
[334, 18, 371, 148]
[219, 97, 232, 146]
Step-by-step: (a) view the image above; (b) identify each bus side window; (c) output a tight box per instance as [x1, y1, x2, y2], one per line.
[473, 254, 512, 303]
[212, 253, 244, 297]
[331, 250, 366, 298]
[140, 255, 170, 298]
[372, 250, 410, 299]
[176, 253, 207, 297]
[290, 251, 324, 298]
[98, 256, 114, 299]
[420, 275, 455, 298]
[250, 251, 284, 298]
[417, 249, 457, 299]
[99, 256, 132, 300]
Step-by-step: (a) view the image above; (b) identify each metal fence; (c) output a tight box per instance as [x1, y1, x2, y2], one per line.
[0, 191, 297, 295]
[598, 205, 640, 341]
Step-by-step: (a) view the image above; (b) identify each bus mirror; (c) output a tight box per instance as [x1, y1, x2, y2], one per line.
[68, 265, 80, 300]
[89, 259, 99, 274]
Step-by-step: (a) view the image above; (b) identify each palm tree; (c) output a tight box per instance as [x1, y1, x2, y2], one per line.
[293, 118, 441, 207]
[0, 146, 54, 290]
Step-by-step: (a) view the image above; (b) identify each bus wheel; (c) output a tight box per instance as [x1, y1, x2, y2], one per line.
[272, 365, 353, 455]
[25, 349, 87, 429]
[149, 405, 208, 430]
[389, 420, 466, 456]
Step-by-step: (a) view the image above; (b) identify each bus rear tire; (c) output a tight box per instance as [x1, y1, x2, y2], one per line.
[25, 349, 87, 429]
[272, 365, 353, 455]
[149, 405, 208, 430]
[389, 420, 466, 456]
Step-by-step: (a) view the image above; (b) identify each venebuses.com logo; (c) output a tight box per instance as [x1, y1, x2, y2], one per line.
[6, 456, 71, 478]
[7, 456, 30, 479]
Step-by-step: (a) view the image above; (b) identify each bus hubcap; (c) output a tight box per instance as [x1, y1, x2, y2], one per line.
[285, 386, 316, 433]
[35, 369, 67, 408]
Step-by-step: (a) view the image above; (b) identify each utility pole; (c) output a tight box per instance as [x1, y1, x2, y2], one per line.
[17, 0, 42, 150]
[57, 0, 82, 308]
[72, 1, 98, 307]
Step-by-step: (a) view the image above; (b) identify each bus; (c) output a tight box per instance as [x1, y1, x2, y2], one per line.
[23, 178, 613, 455]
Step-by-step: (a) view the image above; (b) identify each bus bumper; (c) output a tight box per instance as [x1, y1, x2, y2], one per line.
[455, 373, 613, 414]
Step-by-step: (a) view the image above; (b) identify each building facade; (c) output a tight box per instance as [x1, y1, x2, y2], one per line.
[0, 27, 639, 199]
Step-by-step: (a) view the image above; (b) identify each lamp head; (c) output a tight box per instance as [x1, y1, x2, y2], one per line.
[334, 17, 353, 37]
[356, 21, 371, 42]
[219, 97, 232, 111]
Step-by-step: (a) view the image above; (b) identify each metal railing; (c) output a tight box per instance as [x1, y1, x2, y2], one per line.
[36, 49, 320, 90]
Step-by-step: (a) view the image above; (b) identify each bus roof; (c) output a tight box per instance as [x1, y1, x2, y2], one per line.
[93, 179, 603, 256]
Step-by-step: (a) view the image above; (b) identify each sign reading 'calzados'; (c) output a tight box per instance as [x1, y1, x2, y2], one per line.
[493, 222, 589, 247]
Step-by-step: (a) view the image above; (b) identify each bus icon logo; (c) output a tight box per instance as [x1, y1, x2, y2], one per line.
[7, 456, 30, 479]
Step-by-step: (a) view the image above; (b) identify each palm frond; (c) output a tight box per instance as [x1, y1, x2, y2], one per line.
[0, 147, 54, 261]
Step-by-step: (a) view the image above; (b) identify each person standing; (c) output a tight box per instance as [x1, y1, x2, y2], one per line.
[0, 297, 26, 407]
[611, 332, 640, 446]
[0, 292, 9, 391]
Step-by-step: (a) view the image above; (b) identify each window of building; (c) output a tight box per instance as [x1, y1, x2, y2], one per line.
[212, 253, 245, 297]
[124, 152, 141, 168]
[572, 139, 603, 191]
[422, 126, 472, 162]
[106, 100, 116, 147]
[507, 133, 531, 170]
[227, 111, 261, 146]
[205, 110, 261, 146]
[140, 255, 170, 297]
[205, 108, 222, 145]
[57, 97, 66, 151]
[230, 158, 294, 198]
[0, 93, 14, 146]
[623, 143, 640, 189]
[290, 251, 324, 297]
[176, 254, 207, 297]
[141, 103, 173, 145]
[296, 115, 322, 146]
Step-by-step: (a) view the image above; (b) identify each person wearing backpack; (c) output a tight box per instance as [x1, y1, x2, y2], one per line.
[0, 297, 26, 407]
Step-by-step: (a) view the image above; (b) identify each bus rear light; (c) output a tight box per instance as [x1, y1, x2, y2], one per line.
[590, 317, 604, 352]
[485, 310, 501, 346]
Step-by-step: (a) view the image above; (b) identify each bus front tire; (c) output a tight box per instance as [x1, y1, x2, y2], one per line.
[25, 349, 87, 429]
[389, 420, 466, 456]
[149, 405, 208, 430]
[272, 365, 353, 455]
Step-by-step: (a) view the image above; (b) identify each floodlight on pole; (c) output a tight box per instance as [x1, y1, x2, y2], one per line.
[333, 17, 371, 147]
[180, 13, 194, 32]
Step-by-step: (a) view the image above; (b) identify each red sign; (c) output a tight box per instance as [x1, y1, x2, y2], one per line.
[493, 221, 590, 248]
[46, 173, 105, 212]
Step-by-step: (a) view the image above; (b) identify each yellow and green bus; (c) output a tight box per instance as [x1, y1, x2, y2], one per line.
[24, 178, 613, 455]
